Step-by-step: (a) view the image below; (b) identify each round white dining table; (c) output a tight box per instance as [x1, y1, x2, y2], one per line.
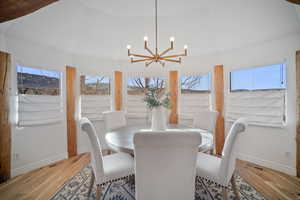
[105, 124, 213, 154]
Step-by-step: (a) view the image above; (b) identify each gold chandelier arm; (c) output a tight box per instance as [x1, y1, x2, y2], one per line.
[145, 46, 156, 57]
[130, 53, 154, 59]
[160, 58, 181, 63]
[160, 52, 186, 59]
[145, 60, 154, 67]
[159, 47, 173, 57]
[131, 58, 154, 63]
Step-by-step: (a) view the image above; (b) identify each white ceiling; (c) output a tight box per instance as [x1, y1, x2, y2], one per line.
[1, 0, 300, 60]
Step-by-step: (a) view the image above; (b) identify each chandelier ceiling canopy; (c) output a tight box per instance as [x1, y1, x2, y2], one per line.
[126, 0, 188, 67]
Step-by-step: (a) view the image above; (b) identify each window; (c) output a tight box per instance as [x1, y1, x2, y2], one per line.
[17, 65, 60, 95]
[17, 65, 63, 126]
[227, 63, 286, 127]
[230, 64, 286, 91]
[179, 73, 211, 121]
[80, 76, 110, 95]
[80, 75, 111, 121]
[181, 74, 211, 93]
[127, 77, 165, 95]
[127, 77, 165, 118]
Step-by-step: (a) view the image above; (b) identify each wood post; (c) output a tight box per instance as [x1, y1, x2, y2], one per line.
[66, 66, 77, 158]
[296, 51, 300, 177]
[0, 51, 11, 183]
[214, 65, 225, 155]
[114, 71, 123, 111]
[169, 71, 178, 124]
[80, 75, 85, 95]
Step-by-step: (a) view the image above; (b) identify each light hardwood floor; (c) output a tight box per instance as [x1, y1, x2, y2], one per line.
[0, 153, 300, 200]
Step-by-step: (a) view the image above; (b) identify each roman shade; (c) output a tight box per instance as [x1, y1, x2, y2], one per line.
[126, 95, 148, 118]
[179, 93, 211, 120]
[226, 90, 285, 127]
[81, 95, 111, 121]
[18, 95, 63, 126]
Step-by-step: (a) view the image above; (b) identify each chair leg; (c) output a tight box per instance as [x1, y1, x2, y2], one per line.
[87, 170, 95, 197]
[231, 173, 240, 200]
[95, 184, 102, 200]
[222, 188, 228, 200]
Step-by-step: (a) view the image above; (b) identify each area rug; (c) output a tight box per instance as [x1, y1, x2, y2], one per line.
[51, 165, 266, 200]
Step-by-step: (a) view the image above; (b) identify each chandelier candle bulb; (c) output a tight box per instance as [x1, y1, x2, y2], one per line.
[127, 45, 131, 56]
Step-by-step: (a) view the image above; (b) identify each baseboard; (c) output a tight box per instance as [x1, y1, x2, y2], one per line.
[238, 153, 296, 176]
[77, 146, 110, 154]
[11, 152, 68, 177]
[78, 146, 89, 154]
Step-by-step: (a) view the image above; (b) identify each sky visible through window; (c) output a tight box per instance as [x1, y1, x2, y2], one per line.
[181, 73, 211, 91]
[85, 76, 110, 84]
[230, 63, 286, 91]
[127, 77, 165, 88]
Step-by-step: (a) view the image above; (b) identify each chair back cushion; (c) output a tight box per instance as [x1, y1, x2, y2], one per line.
[80, 117, 104, 184]
[219, 118, 247, 185]
[193, 110, 218, 133]
[103, 110, 127, 131]
[134, 131, 201, 200]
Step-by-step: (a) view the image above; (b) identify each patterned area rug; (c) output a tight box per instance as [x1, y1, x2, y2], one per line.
[51, 165, 266, 200]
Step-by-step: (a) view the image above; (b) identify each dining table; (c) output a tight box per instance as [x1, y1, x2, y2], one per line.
[105, 123, 213, 155]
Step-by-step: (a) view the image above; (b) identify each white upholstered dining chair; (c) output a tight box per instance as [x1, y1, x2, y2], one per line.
[134, 131, 201, 200]
[102, 110, 127, 131]
[196, 118, 247, 200]
[193, 110, 218, 153]
[103, 110, 127, 154]
[80, 117, 134, 200]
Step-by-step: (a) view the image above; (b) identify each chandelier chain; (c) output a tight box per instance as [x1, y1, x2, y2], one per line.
[155, 0, 158, 55]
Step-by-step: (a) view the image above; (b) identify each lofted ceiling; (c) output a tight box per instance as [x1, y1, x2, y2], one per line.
[0, 0, 58, 23]
[0, 0, 300, 62]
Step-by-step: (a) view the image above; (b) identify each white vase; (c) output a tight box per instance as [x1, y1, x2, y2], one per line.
[151, 106, 167, 131]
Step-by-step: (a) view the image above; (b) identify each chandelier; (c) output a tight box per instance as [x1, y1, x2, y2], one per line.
[126, 0, 188, 67]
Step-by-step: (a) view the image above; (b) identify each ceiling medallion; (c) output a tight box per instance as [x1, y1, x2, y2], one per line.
[126, 0, 188, 67]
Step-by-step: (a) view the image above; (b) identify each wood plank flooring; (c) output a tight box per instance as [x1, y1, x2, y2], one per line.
[0, 153, 300, 200]
[0, 153, 89, 200]
[236, 160, 300, 200]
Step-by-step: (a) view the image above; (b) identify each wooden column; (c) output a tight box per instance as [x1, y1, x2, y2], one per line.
[0, 51, 11, 183]
[296, 51, 300, 177]
[80, 75, 85, 95]
[214, 65, 225, 155]
[66, 66, 77, 158]
[114, 71, 123, 111]
[169, 71, 178, 124]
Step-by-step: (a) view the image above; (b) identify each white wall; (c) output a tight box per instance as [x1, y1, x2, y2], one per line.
[220, 34, 300, 175]
[1, 29, 300, 176]
[5, 36, 70, 176]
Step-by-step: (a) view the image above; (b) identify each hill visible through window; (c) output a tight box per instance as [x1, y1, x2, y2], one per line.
[17, 65, 60, 95]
